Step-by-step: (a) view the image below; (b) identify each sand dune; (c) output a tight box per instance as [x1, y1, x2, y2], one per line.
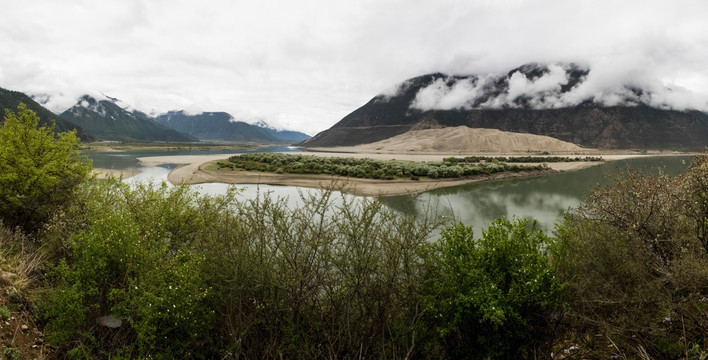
[321, 126, 587, 154]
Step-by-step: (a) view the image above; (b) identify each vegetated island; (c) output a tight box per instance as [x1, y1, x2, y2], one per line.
[165, 152, 605, 196]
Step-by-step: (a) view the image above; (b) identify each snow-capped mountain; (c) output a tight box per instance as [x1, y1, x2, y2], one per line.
[61, 95, 196, 142]
[156, 111, 310, 144]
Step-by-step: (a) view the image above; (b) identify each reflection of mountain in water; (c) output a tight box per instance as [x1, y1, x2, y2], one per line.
[382, 156, 691, 234]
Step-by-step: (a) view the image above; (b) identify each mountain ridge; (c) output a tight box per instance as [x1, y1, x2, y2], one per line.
[302, 63, 708, 150]
[156, 111, 310, 143]
[61, 95, 197, 142]
[0, 87, 95, 141]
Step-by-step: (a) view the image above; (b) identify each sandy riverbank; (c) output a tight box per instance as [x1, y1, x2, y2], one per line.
[134, 151, 664, 196]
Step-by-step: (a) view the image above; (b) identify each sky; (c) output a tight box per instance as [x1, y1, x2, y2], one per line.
[1, 0, 708, 135]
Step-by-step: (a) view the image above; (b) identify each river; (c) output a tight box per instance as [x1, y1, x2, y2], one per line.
[85, 148, 692, 233]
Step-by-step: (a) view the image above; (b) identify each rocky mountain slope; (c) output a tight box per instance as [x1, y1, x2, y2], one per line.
[61, 95, 196, 142]
[302, 63, 708, 150]
[156, 111, 310, 143]
[0, 87, 95, 141]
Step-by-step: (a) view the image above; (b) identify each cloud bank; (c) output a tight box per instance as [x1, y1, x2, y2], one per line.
[1, 0, 708, 134]
[409, 63, 708, 112]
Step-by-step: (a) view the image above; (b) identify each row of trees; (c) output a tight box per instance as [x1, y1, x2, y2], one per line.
[443, 155, 604, 163]
[0, 105, 706, 358]
[217, 152, 547, 180]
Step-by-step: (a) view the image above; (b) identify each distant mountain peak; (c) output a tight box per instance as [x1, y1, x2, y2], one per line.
[0, 86, 95, 141]
[253, 119, 275, 129]
[61, 96, 196, 142]
[75, 94, 137, 115]
[156, 111, 311, 144]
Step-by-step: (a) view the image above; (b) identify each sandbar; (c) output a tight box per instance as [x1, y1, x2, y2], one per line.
[134, 151, 668, 196]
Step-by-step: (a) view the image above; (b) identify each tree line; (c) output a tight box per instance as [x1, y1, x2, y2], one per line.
[217, 152, 548, 180]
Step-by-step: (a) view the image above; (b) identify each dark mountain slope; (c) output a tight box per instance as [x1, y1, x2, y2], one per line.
[156, 111, 309, 143]
[0, 87, 95, 141]
[61, 96, 196, 142]
[303, 64, 708, 150]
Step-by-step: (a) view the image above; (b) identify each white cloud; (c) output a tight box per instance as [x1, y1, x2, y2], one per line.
[377, 79, 413, 100]
[1, 0, 707, 134]
[410, 76, 494, 110]
[410, 62, 708, 112]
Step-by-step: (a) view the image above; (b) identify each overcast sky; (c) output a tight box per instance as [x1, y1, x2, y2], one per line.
[1, 0, 708, 135]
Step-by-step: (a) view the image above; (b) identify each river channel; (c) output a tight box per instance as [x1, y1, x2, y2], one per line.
[86, 147, 692, 233]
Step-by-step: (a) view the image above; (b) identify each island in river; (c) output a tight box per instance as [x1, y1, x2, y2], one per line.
[131, 151, 671, 197]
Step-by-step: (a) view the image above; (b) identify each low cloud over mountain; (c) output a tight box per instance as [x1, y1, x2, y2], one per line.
[393, 63, 708, 112]
[303, 63, 708, 150]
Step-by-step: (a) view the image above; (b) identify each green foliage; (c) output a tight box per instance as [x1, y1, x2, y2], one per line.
[3, 346, 20, 360]
[0, 86, 93, 141]
[450, 155, 604, 163]
[0, 307, 10, 320]
[425, 218, 565, 359]
[200, 189, 443, 358]
[39, 179, 445, 359]
[0, 103, 92, 232]
[40, 179, 225, 358]
[217, 152, 547, 180]
[554, 155, 708, 358]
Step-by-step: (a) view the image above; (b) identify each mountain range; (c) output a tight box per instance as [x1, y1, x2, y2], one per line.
[302, 63, 708, 150]
[1, 86, 310, 144]
[155, 111, 310, 143]
[61, 95, 198, 142]
[0, 87, 95, 141]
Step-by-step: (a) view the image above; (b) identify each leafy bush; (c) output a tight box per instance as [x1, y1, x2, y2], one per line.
[0, 104, 91, 233]
[454, 156, 604, 163]
[218, 152, 547, 180]
[39, 179, 446, 359]
[40, 179, 228, 358]
[424, 218, 565, 359]
[199, 188, 444, 358]
[0, 307, 10, 320]
[554, 155, 708, 358]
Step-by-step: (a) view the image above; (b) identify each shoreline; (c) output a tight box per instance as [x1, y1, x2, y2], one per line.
[132, 151, 676, 196]
[92, 168, 140, 179]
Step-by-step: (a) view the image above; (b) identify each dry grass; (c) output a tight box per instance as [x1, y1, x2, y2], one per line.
[0, 222, 51, 358]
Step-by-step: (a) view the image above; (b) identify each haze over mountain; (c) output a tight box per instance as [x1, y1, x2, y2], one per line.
[0, 87, 94, 142]
[252, 120, 311, 143]
[60, 95, 197, 142]
[156, 111, 310, 144]
[302, 63, 708, 150]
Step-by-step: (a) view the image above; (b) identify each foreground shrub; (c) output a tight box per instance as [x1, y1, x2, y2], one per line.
[40, 180, 230, 358]
[555, 155, 708, 358]
[0, 104, 91, 233]
[39, 180, 445, 359]
[424, 218, 565, 359]
[200, 187, 443, 358]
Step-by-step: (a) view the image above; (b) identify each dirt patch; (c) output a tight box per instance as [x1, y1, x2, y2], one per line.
[312, 126, 588, 154]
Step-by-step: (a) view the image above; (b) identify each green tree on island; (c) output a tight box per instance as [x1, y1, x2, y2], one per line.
[0, 103, 91, 233]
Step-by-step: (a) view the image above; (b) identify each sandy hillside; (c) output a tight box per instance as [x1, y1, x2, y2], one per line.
[329, 126, 586, 154]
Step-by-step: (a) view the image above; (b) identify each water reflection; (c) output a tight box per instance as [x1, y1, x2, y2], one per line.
[88, 149, 693, 235]
[382, 156, 691, 233]
[86, 145, 302, 169]
[122, 164, 176, 185]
